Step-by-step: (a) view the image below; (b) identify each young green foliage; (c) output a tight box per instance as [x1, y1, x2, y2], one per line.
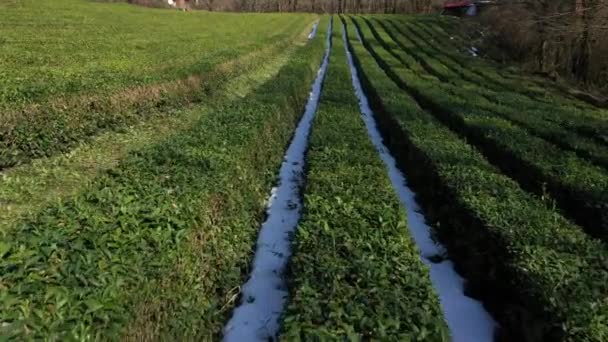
[344, 16, 608, 342]
[374, 18, 608, 169]
[393, 16, 608, 141]
[280, 23, 449, 341]
[352, 16, 608, 242]
[0, 17, 329, 340]
[0, 32, 302, 233]
[0, 0, 317, 168]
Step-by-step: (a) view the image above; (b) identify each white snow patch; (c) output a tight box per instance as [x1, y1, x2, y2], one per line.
[354, 23, 363, 43]
[222, 17, 333, 342]
[342, 23, 496, 342]
[308, 20, 319, 40]
[468, 46, 478, 57]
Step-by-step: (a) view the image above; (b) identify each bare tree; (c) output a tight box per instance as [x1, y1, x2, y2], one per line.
[184, 0, 443, 13]
[480, 0, 608, 90]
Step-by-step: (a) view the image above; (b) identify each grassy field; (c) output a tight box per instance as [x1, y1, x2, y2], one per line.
[1, 1, 608, 340]
[0, 0, 315, 167]
[0, 0, 312, 106]
[281, 26, 448, 341]
[0, 32, 305, 232]
[0, 13, 327, 340]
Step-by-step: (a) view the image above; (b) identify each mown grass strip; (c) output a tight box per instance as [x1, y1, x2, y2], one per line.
[0, 17, 329, 340]
[344, 17, 608, 342]
[0, 21, 313, 170]
[0, 0, 315, 107]
[352, 16, 608, 242]
[280, 21, 449, 341]
[0, 7, 317, 170]
[0, 32, 304, 233]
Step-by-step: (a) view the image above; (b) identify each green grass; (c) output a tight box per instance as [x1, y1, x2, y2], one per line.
[280, 23, 448, 341]
[0, 30, 302, 233]
[0, 0, 316, 168]
[0, 16, 329, 339]
[345, 16, 608, 342]
[3, 6, 608, 341]
[0, 0, 313, 107]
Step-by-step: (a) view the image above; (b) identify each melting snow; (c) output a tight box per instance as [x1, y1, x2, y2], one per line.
[468, 46, 478, 57]
[354, 23, 363, 43]
[342, 22, 496, 342]
[222, 17, 333, 342]
[308, 20, 319, 40]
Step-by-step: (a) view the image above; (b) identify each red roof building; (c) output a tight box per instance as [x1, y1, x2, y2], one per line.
[442, 1, 494, 16]
[444, 0, 473, 9]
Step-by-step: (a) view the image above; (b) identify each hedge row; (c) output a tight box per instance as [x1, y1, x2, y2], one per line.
[345, 16, 608, 342]
[398, 18, 608, 143]
[381, 18, 608, 166]
[0, 18, 329, 340]
[352, 16, 608, 242]
[404, 17, 593, 110]
[280, 24, 449, 341]
[393, 18, 564, 104]
[420, 17, 607, 113]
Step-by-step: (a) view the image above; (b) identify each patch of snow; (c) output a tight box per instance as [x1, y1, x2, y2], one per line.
[468, 46, 478, 57]
[450, 36, 455, 40]
[222, 17, 333, 342]
[342, 22, 496, 342]
[466, 4, 478, 16]
[354, 23, 363, 43]
[308, 20, 319, 40]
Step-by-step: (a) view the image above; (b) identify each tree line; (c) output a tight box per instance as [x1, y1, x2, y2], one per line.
[128, 0, 444, 13]
[479, 0, 607, 94]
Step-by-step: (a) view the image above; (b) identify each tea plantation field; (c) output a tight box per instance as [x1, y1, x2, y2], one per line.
[1, 1, 607, 340]
[0, 0, 315, 167]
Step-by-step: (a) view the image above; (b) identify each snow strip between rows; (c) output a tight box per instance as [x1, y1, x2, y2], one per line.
[342, 23, 497, 342]
[223, 18, 333, 342]
[354, 22, 363, 43]
[308, 20, 319, 40]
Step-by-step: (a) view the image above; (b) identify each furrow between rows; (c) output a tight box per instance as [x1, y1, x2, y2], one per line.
[351, 16, 608, 243]
[223, 17, 333, 342]
[343, 16, 608, 342]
